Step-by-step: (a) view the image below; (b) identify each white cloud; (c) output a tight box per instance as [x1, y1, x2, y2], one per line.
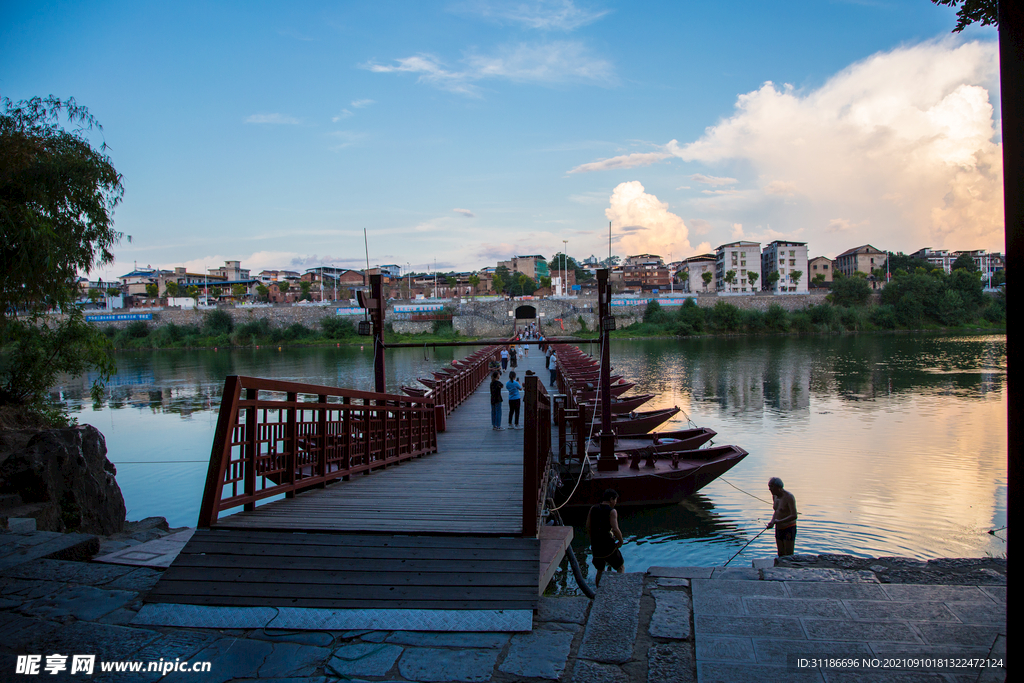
[332, 110, 353, 121]
[672, 39, 1002, 255]
[568, 151, 671, 174]
[328, 130, 368, 150]
[364, 41, 614, 96]
[245, 113, 301, 125]
[454, 208, 476, 217]
[604, 181, 692, 257]
[690, 173, 738, 186]
[453, 0, 609, 31]
[351, 99, 375, 108]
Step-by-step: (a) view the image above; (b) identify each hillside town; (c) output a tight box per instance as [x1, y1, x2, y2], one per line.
[77, 241, 1006, 310]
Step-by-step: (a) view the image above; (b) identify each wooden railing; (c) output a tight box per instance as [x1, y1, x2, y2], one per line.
[428, 346, 502, 417]
[198, 376, 436, 527]
[522, 372, 553, 537]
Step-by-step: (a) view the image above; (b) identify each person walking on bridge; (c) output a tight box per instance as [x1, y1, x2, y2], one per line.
[489, 371, 504, 430]
[505, 371, 523, 429]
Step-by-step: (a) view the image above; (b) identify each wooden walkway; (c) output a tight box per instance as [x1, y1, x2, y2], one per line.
[147, 346, 560, 615]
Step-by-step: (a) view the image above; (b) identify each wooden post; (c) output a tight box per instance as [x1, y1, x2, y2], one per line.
[317, 393, 328, 481]
[523, 373, 539, 537]
[596, 269, 618, 471]
[371, 274, 386, 394]
[243, 387, 258, 510]
[198, 375, 241, 528]
[285, 391, 297, 496]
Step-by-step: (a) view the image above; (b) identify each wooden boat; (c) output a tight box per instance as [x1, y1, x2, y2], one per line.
[555, 445, 748, 509]
[608, 407, 680, 435]
[585, 427, 717, 457]
[577, 382, 634, 400]
[401, 386, 428, 397]
[418, 377, 436, 388]
[582, 393, 655, 414]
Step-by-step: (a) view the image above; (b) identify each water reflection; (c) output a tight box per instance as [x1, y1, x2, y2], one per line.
[52, 333, 1006, 574]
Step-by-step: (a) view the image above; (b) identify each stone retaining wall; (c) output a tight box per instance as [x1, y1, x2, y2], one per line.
[83, 292, 841, 335]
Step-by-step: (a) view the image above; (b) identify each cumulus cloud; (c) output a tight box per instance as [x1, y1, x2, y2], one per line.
[673, 39, 1002, 254]
[454, 0, 609, 30]
[454, 208, 475, 217]
[568, 151, 671, 174]
[363, 41, 614, 96]
[604, 181, 692, 257]
[245, 113, 301, 125]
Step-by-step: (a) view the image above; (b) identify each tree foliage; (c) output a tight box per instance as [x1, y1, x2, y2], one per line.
[931, 0, 997, 33]
[1, 96, 122, 422]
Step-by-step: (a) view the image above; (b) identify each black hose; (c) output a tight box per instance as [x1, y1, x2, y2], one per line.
[549, 505, 596, 599]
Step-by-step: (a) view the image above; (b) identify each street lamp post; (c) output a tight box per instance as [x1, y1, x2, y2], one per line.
[562, 239, 568, 296]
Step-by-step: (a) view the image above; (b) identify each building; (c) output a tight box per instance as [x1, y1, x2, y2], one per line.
[835, 244, 886, 289]
[761, 240, 808, 293]
[679, 254, 717, 293]
[622, 254, 671, 292]
[808, 257, 835, 287]
[118, 266, 164, 297]
[911, 248, 1005, 286]
[159, 267, 226, 296]
[257, 270, 300, 283]
[499, 255, 550, 281]
[715, 241, 761, 293]
[209, 260, 250, 282]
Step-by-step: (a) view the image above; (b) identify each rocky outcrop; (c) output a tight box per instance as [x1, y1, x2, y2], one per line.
[0, 425, 126, 535]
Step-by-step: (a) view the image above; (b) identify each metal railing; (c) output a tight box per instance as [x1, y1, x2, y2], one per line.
[198, 376, 436, 527]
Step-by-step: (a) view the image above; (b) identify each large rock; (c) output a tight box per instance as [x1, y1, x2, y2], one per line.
[0, 425, 125, 534]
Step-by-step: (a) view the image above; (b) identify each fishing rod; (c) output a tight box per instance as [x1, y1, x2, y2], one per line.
[720, 528, 770, 569]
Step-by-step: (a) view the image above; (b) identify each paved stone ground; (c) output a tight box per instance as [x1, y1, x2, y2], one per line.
[0, 528, 1008, 682]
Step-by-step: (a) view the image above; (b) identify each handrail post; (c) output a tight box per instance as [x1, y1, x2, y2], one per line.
[243, 387, 258, 511]
[198, 375, 241, 527]
[523, 373, 539, 537]
[285, 391, 297, 496]
[317, 393, 328, 480]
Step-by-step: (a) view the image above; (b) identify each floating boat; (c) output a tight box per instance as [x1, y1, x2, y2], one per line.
[585, 427, 718, 457]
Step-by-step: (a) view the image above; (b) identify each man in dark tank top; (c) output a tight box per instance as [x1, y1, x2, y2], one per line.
[586, 489, 625, 586]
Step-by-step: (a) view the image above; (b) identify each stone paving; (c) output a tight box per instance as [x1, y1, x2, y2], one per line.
[0, 527, 1009, 682]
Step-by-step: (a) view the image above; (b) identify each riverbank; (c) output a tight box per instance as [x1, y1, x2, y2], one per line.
[0, 524, 1006, 682]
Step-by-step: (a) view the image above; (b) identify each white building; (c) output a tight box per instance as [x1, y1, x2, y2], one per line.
[679, 254, 717, 293]
[715, 241, 761, 293]
[762, 240, 809, 293]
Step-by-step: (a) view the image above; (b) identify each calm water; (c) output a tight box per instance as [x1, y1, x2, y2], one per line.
[54, 333, 1007, 582]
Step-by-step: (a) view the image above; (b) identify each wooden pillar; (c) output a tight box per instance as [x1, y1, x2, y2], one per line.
[596, 269, 618, 471]
[522, 373, 539, 537]
[371, 274, 386, 394]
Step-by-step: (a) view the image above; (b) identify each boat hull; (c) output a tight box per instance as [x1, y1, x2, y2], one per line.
[555, 445, 748, 509]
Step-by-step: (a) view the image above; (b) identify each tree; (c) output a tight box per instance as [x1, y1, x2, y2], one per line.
[186, 284, 199, 300]
[766, 271, 780, 291]
[231, 283, 246, 299]
[930, 0, 997, 33]
[88, 288, 101, 304]
[256, 284, 270, 301]
[145, 283, 159, 298]
[811, 273, 827, 288]
[724, 270, 736, 292]
[829, 275, 872, 307]
[1, 96, 121, 423]
[790, 270, 803, 288]
[701, 271, 713, 292]
[468, 274, 480, 297]
[164, 281, 180, 298]
[746, 271, 759, 290]
[951, 252, 979, 273]
[299, 280, 312, 300]
[493, 265, 511, 295]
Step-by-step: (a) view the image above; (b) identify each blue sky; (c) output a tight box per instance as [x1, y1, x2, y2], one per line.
[0, 1, 1001, 279]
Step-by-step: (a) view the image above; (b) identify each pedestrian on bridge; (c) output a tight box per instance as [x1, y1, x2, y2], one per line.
[506, 371, 522, 429]
[489, 371, 504, 431]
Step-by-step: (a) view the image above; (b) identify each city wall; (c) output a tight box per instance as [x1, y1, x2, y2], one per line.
[82, 291, 835, 336]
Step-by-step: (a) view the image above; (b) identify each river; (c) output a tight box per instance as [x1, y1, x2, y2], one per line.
[53, 333, 1007, 582]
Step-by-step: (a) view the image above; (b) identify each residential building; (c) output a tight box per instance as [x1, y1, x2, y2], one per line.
[808, 257, 835, 287]
[208, 260, 250, 281]
[835, 244, 886, 289]
[911, 248, 1005, 286]
[499, 255, 550, 281]
[159, 267, 226, 295]
[679, 254, 717, 293]
[623, 254, 671, 292]
[715, 241, 761, 293]
[118, 266, 164, 297]
[761, 240, 808, 293]
[257, 269, 300, 283]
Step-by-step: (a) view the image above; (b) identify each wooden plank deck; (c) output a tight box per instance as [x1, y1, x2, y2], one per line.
[147, 529, 539, 610]
[147, 345, 559, 613]
[211, 348, 549, 534]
